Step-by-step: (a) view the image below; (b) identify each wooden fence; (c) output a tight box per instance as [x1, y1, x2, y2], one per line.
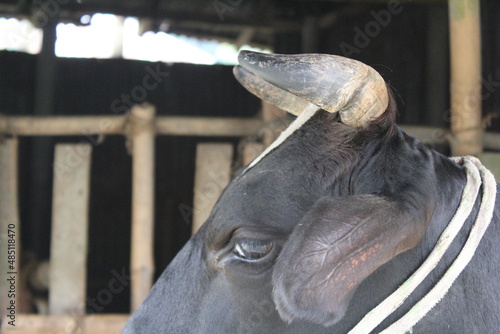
[0, 105, 259, 333]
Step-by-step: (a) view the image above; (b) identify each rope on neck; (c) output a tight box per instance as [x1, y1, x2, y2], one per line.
[348, 156, 497, 334]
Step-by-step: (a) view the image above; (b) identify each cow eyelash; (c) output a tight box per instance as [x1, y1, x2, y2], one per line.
[232, 238, 273, 261]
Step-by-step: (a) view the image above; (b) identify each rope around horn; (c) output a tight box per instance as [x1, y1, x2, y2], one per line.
[348, 156, 497, 334]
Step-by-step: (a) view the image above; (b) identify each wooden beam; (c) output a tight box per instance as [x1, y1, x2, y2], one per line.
[0, 115, 262, 137]
[155, 116, 262, 137]
[448, 0, 482, 156]
[129, 105, 155, 311]
[49, 143, 92, 315]
[4, 116, 496, 152]
[3, 314, 128, 334]
[0, 139, 20, 326]
[192, 143, 233, 234]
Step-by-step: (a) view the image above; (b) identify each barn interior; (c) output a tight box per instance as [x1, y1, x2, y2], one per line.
[0, 0, 499, 332]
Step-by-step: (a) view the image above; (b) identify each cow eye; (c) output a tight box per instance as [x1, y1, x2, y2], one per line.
[233, 239, 273, 261]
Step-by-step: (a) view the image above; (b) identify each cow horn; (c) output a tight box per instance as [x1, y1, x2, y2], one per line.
[233, 65, 317, 116]
[235, 51, 389, 127]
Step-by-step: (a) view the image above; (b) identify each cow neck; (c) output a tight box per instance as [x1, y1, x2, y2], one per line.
[348, 156, 497, 334]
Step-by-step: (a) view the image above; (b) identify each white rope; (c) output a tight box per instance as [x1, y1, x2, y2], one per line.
[381, 157, 496, 333]
[244, 104, 320, 171]
[348, 156, 497, 334]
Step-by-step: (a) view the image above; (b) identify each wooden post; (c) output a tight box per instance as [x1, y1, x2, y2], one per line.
[192, 143, 233, 234]
[49, 143, 92, 315]
[129, 104, 156, 311]
[449, 0, 482, 156]
[0, 139, 20, 325]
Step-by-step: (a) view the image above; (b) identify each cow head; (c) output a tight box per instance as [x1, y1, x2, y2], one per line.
[123, 51, 436, 333]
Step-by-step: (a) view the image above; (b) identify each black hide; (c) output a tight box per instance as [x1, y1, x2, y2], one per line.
[123, 108, 500, 333]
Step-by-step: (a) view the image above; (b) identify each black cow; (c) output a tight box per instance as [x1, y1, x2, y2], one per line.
[123, 51, 500, 333]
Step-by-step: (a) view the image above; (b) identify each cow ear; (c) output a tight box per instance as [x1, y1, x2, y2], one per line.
[272, 195, 431, 327]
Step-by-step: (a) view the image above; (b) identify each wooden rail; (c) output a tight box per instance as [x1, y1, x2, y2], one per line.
[0, 115, 262, 137]
[4, 314, 128, 334]
[1, 115, 498, 151]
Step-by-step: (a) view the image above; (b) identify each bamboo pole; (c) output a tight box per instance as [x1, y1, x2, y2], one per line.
[0, 115, 262, 137]
[4, 314, 129, 334]
[129, 105, 156, 311]
[448, 0, 482, 156]
[156, 117, 262, 137]
[0, 139, 20, 327]
[49, 143, 92, 316]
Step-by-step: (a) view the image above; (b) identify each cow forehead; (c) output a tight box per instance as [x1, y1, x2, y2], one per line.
[201, 166, 321, 252]
[209, 168, 316, 230]
[202, 111, 359, 243]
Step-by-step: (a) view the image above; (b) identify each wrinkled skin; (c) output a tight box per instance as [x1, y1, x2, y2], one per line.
[123, 107, 500, 333]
